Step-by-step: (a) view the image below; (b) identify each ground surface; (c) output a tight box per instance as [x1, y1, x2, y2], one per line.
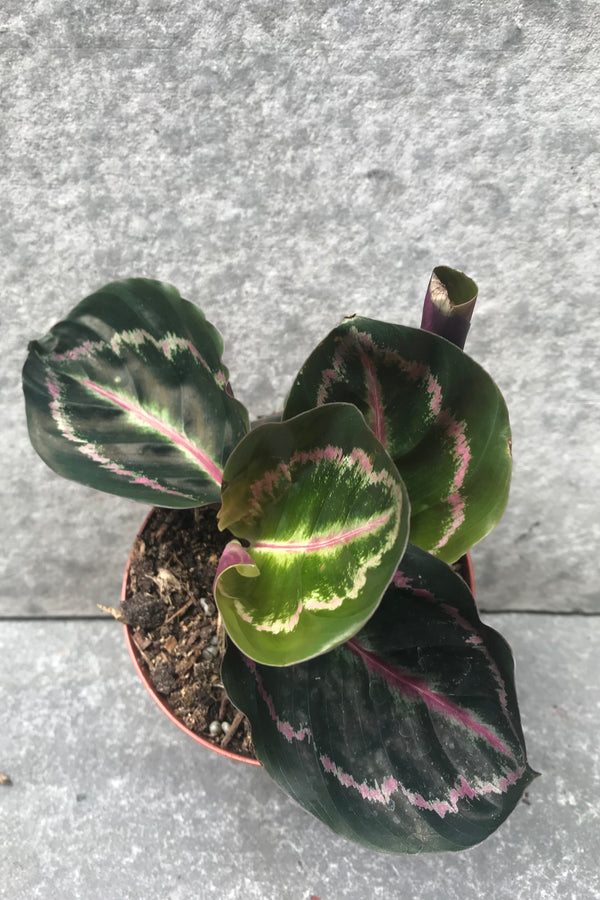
[1, 614, 598, 900]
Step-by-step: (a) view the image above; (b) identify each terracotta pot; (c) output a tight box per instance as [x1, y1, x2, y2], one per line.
[122, 507, 475, 766]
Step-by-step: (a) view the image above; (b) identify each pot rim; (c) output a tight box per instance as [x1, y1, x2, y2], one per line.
[122, 507, 475, 768]
[121, 508, 261, 766]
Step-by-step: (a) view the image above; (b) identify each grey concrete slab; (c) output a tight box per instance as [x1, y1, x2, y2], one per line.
[2, 1, 600, 614]
[1, 614, 599, 899]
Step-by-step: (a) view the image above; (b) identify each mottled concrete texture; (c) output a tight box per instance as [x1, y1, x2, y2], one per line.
[1, 616, 599, 900]
[2, 1, 599, 614]
[3, 8, 599, 897]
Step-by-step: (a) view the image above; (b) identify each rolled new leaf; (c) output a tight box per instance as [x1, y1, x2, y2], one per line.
[283, 317, 511, 563]
[23, 279, 249, 506]
[214, 404, 410, 666]
[420, 266, 478, 350]
[223, 543, 536, 853]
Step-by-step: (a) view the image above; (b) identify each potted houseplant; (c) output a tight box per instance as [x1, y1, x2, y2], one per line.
[23, 268, 536, 854]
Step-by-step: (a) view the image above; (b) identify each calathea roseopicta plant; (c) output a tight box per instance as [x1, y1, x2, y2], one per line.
[23, 270, 536, 854]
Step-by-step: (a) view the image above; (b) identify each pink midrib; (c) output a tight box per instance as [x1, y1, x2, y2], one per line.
[346, 639, 513, 758]
[80, 378, 223, 485]
[253, 511, 391, 553]
[358, 347, 387, 446]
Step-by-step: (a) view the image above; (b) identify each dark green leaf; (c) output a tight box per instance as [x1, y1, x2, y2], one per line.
[284, 317, 511, 562]
[23, 278, 249, 506]
[223, 543, 536, 853]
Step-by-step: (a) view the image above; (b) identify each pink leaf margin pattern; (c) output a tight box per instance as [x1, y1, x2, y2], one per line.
[392, 570, 522, 748]
[51, 328, 229, 388]
[46, 374, 191, 498]
[243, 651, 527, 820]
[45, 328, 230, 492]
[217, 443, 404, 634]
[247, 444, 398, 524]
[314, 328, 471, 552]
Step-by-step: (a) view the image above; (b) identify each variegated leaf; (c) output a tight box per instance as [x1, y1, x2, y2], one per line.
[283, 317, 511, 563]
[23, 278, 249, 506]
[222, 542, 536, 853]
[214, 404, 410, 666]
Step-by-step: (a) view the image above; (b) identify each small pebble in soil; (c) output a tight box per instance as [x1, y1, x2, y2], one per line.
[202, 646, 218, 660]
[200, 597, 216, 616]
[221, 721, 230, 734]
[209, 720, 222, 736]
